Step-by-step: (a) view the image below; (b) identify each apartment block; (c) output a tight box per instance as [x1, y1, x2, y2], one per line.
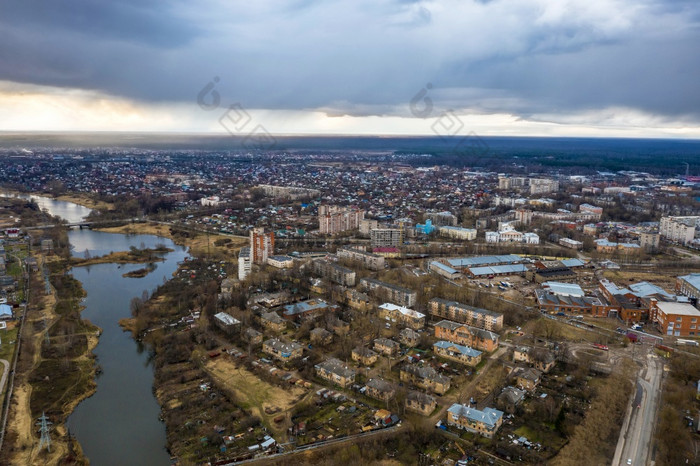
[378, 303, 425, 330]
[250, 227, 274, 264]
[370, 228, 403, 247]
[446, 404, 504, 438]
[318, 205, 364, 235]
[238, 246, 251, 280]
[434, 320, 499, 352]
[433, 341, 483, 366]
[312, 259, 356, 286]
[660, 216, 699, 245]
[337, 246, 385, 270]
[428, 298, 504, 331]
[360, 278, 417, 307]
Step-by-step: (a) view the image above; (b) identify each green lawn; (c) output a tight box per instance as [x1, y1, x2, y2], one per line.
[0, 327, 18, 361]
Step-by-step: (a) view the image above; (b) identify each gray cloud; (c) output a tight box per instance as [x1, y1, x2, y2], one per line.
[1, 0, 699, 124]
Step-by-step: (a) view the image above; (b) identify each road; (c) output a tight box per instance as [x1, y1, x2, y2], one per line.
[613, 353, 663, 466]
[0, 359, 8, 395]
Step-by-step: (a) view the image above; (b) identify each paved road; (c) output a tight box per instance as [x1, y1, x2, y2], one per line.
[613, 354, 663, 465]
[0, 359, 8, 395]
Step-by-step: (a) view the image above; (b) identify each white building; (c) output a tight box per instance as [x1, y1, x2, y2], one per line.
[200, 196, 221, 206]
[659, 216, 699, 245]
[439, 226, 477, 240]
[267, 255, 294, 269]
[485, 231, 500, 243]
[523, 232, 540, 244]
[238, 247, 251, 281]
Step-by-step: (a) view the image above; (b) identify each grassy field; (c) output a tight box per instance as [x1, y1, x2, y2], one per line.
[204, 358, 309, 434]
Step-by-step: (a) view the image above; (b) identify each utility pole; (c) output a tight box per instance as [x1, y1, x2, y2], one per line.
[36, 412, 52, 452]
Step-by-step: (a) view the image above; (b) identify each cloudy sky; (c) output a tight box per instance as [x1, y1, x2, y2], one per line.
[1, 0, 699, 137]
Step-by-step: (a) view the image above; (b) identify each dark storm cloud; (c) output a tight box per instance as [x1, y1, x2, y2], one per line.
[1, 0, 699, 124]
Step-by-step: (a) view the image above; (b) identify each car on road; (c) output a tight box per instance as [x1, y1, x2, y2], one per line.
[627, 459, 632, 465]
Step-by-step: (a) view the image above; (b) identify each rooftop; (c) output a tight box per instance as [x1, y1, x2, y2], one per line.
[434, 340, 482, 358]
[656, 301, 700, 317]
[447, 403, 504, 429]
[542, 281, 584, 297]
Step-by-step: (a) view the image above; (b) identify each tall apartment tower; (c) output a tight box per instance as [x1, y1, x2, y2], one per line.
[250, 227, 274, 264]
[318, 205, 365, 235]
[238, 247, 251, 280]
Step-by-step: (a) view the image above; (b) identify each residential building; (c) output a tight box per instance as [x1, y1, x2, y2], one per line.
[374, 337, 400, 356]
[400, 365, 451, 395]
[312, 259, 356, 286]
[250, 227, 274, 264]
[427, 211, 458, 226]
[439, 226, 477, 240]
[433, 341, 482, 367]
[485, 226, 539, 244]
[213, 312, 240, 335]
[337, 246, 385, 270]
[263, 338, 303, 361]
[346, 289, 371, 311]
[359, 218, 379, 236]
[639, 232, 660, 251]
[406, 391, 437, 416]
[660, 216, 699, 245]
[513, 346, 556, 373]
[243, 328, 263, 346]
[595, 238, 641, 254]
[318, 205, 364, 235]
[310, 327, 333, 345]
[282, 299, 334, 321]
[238, 247, 251, 280]
[260, 311, 287, 333]
[516, 368, 542, 391]
[378, 303, 425, 330]
[267, 255, 294, 269]
[428, 298, 504, 331]
[372, 246, 401, 258]
[352, 347, 379, 366]
[651, 301, 700, 337]
[497, 386, 526, 414]
[446, 404, 504, 438]
[530, 178, 559, 195]
[559, 238, 583, 250]
[315, 358, 356, 387]
[364, 378, 395, 401]
[434, 320, 499, 352]
[370, 228, 403, 247]
[360, 278, 417, 307]
[257, 184, 320, 199]
[399, 327, 421, 347]
[677, 274, 700, 302]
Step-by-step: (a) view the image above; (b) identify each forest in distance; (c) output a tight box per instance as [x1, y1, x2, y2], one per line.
[0, 132, 699, 175]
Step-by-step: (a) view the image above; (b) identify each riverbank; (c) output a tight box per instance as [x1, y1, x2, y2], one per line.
[70, 246, 172, 267]
[56, 193, 114, 211]
[1, 256, 95, 465]
[96, 222, 246, 259]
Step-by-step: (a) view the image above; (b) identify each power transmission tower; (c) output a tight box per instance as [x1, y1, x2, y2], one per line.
[36, 412, 52, 452]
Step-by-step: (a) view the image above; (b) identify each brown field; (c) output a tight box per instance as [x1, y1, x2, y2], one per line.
[56, 193, 115, 211]
[96, 222, 247, 258]
[602, 269, 688, 291]
[204, 358, 309, 433]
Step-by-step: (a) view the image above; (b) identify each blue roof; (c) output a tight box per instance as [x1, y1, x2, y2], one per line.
[283, 299, 329, 316]
[430, 261, 459, 275]
[447, 255, 523, 268]
[560, 258, 585, 267]
[628, 282, 674, 299]
[680, 273, 700, 290]
[434, 341, 482, 358]
[468, 264, 527, 276]
[0, 304, 11, 317]
[447, 403, 503, 429]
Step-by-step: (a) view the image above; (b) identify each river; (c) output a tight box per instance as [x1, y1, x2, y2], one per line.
[23, 194, 185, 465]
